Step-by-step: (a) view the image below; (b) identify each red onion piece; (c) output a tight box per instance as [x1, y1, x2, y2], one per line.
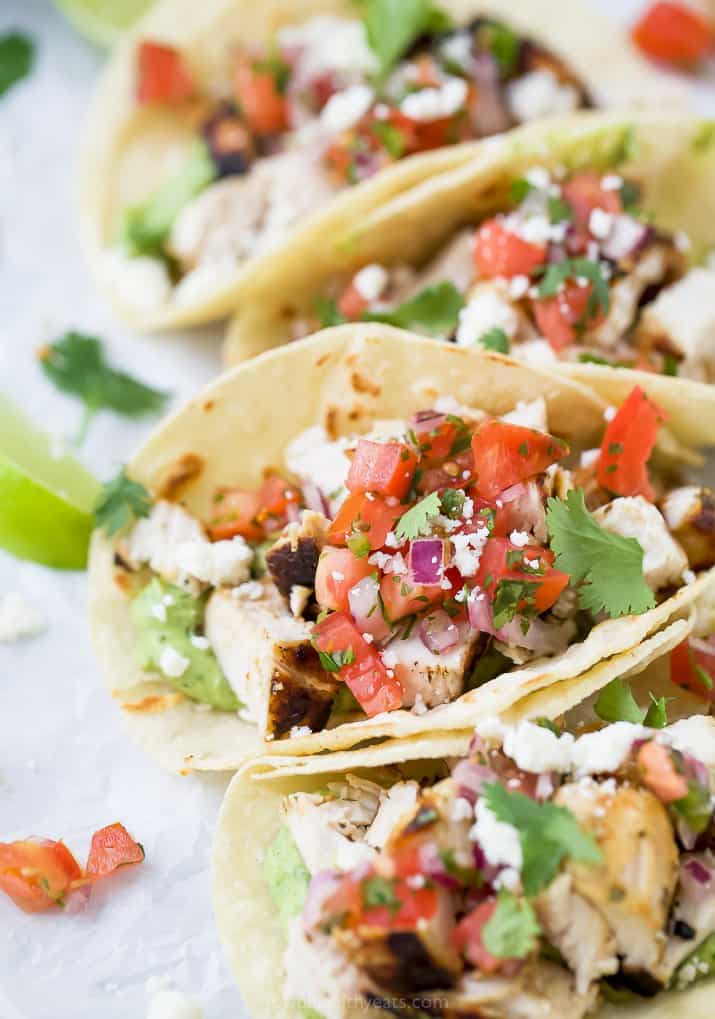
[452, 759, 495, 803]
[348, 575, 391, 641]
[468, 587, 494, 634]
[683, 752, 710, 790]
[302, 482, 329, 517]
[412, 410, 446, 429]
[302, 871, 342, 931]
[499, 481, 546, 541]
[409, 538, 445, 585]
[64, 882, 92, 915]
[601, 216, 650, 262]
[418, 842, 462, 890]
[419, 611, 467, 655]
[680, 856, 714, 902]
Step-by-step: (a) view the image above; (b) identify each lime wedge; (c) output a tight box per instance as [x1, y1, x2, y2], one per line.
[52, 0, 154, 48]
[0, 397, 101, 569]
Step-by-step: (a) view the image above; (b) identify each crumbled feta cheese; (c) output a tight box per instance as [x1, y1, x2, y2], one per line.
[159, 646, 190, 679]
[456, 287, 518, 346]
[146, 989, 203, 1019]
[439, 31, 473, 70]
[512, 338, 557, 368]
[278, 16, 378, 80]
[353, 263, 389, 302]
[175, 536, 253, 587]
[401, 77, 468, 121]
[601, 174, 623, 191]
[471, 799, 523, 871]
[509, 530, 530, 548]
[290, 725, 313, 738]
[320, 84, 373, 133]
[362, 632, 374, 644]
[589, 208, 614, 240]
[580, 448, 601, 469]
[594, 496, 688, 591]
[508, 274, 530, 300]
[571, 722, 647, 776]
[450, 797, 474, 822]
[500, 397, 548, 432]
[682, 569, 696, 585]
[0, 593, 44, 643]
[285, 425, 351, 502]
[603, 406, 617, 422]
[502, 720, 575, 773]
[462, 497, 474, 520]
[151, 601, 168, 623]
[665, 715, 715, 768]
[190, 634, 210, 650]
[231, 580, 264, 600]
[507, 69, 579, 122]
[525, 166, 552, 191]
[384, 531, 400, 549]
[289, 585, 312, 618]
[123, 501, 205, 583]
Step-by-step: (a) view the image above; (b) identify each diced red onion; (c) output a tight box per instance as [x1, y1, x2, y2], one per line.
[64, 882, 92, 915]
[412, 410, 447, 429]
[453, 759, 496, 803]
[419, 611, 466, 654]
[348, 575, 391, 641]
[409, 538, 445, 585]
[499, 481, 546, 541]
[468, 587, 494, 633]
[680, 856, 713, 902]
[683, 752, 710, 789]
[601, 216, 651, 262]
[302, 482, 329, 517]
[302, 871, 342, 931]
[418, 842, 461, 891]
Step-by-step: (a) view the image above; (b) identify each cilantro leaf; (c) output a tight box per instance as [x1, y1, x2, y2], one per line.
[347, 532, 371, 558]
[316, 647, 356, 672]
[314, 297, 347, 329]
[594, 677, 643, 725]
[363, 0, 451, 75]
[538, 258, 611, 321]
[0, 32, 34, 97]
[479, 21, 519, 74]
[510, 177, 533, 204]
[492, 579, 536, 630]
[484, 782, 602, 897]
[362, 875, 402, 914]
[365, 282, 464, 337]
[643, 692, 669, 729]
[395, 491, 441, 541]
[94, 469, 152, 536]
[477, 327, 510, 354]
[39, 331, 169, 442]
[482, 889, 540, 959]
[371, 119, 407, 158]
[548, 196, 573, 225]
[546, 488, 655, 618]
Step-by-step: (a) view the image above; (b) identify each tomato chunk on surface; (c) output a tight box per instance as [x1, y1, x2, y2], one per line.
[380, 573, 445, 621]
[337, 282, 370, 320]
[475, 537, 569, 616]
[85, 824, 145, 879]
[453, 899, 504, 973]
[328, 492, 404, 550]
[670, 638, 715, 701]
[562, 171, 622, 251]
[0, 839, 83, 913]
[533, 280, 604, 352]
[473, 219, 547, 279]
[637, 741, 689, 803]
[136, 41, 194, 105]
[315, 547, 375, 613]
[597, 386, 665, 501]
[347, 439, 418, 499]
[313, 612, 403, 715]
[471, 421, 568, 501]
[361, 877, 441, 930]
[209, 489, 263, 541]
[632, 2, 714, 66]
[234, 57, 289, 135]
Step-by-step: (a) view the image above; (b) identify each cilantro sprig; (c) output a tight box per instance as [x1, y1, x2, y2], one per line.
[395, 491, 441, 541]
[538, 258, 611, 322]
[94, 469, 152, 537]
[482, 888, 540, 959]
[314, 282, 464, 338]
[546, 488, 655, 618]
[316, 647, 356, 673]
[362, 875, 402, 915]
[0, 32, 34, 98]
[39, 331, 169, 444]
[594, 677, 669, 728]
[363, 0, 451, 75]
[477, 327, 510, 354]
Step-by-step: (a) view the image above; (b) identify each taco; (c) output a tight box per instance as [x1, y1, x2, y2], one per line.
[224, 111, 715, 450]
[213, 645, 715, 1019]
[88, 327, 715, 772]
[81, 0, 676, 330]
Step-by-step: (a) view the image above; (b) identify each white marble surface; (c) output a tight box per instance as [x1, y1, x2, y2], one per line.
[0, 2, 713, 1018]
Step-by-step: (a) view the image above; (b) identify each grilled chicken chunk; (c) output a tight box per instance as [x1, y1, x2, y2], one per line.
[661, 486, 715, 571]
[555, 780, 680, 976]
[205, 581, 338, 738]
[266, 510, 330, 601]
[636, 268, 715, 382]
[594, 496, 688, 591]
[381, 632, 485, 709]
[656, 853, 715, 983]
[283, 921, 367, 1019]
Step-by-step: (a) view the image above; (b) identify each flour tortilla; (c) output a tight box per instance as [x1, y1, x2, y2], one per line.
[225, 111, 715, 449]
[212, 622, 710, 1019]
[81, 0, 679, 331]
[88, 326, 714, 772]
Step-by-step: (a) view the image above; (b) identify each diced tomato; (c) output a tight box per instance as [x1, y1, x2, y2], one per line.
[471, 421, 568, 501]
[328, 492, 404, 550]
[670, 638, 715, 701]
[362, 878, 440, 930]
[475, 537, 569, 615]
[313, 611, 403, 715]
[136, 41, 194, 105]
[419, 450, 474, 494]
[315, 547, 375, 613]
[532, 280, 605, 352]
[637, 741, 689, 803]
[0, 839, 83, 913]
[337, 282, 370, 320]
[256, 475, 300, 532]
[632, 2, 714, 66]
[453, 898, 503, 973]
[347, 440, 418, 500]
[208, 489, 263, 542]
[562, 171, 622, 251]
[321, 872, 364, 928]
[473, 219, 547, 279]
[85, 824, 145, 879]
[380, 573, 445, 621]
[597, 386, 665, 501]
[414, 416, 459, 463]
[234, 56, 289, 135]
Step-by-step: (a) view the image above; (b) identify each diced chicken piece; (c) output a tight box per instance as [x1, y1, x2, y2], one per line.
[337, 884, 461, 993]
[594, 496, 688, 591]
[381, 631, 483, 709]
[365, 782, 420, 850]
[661, 486, 715, 570]
[555, 781, 680, 975]
[283, 775, 383, 874]
[442, 959, 597, 1018]
[657, 855, 715, 983]
[501, 397, 548, 433]
[536, 872, 618, 993]
[591, 245, 670, 350]
[205, 581, 338, 738]
[283, 921, 366, 1019]
[284, 426, 351, 508]
[266, 510, 330, 600]
[389, 779, 475, 870]
[637, 269, 715, 382]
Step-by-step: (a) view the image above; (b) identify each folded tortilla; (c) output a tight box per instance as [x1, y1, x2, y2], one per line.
[212, 621, 711, 1019]
[225, 111, 715, 450]
[87, 326, 714, 772]
[80, 0, 678, 331]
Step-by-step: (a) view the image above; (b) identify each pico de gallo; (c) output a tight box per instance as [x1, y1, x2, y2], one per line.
[0, 822, 144, 914]
[109, 4, 593, 310]
[103, 382, 715, 743]
[303, 164, 715, 383]
[632, 2, 714, 69]
[269, 711, 715, 1018]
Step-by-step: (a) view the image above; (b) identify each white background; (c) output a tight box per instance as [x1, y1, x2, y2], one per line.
[0, 2, 713, 1017]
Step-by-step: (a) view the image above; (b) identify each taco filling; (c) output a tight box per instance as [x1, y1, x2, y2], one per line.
[303, 166, 715, 382]
[109, 11, 591, 308]
[110, 384, 714, 741]
[269, 712, 715, 1018]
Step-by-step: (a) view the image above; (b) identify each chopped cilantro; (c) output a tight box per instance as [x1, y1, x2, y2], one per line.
[482, 889, 540, 959]
[347, 532, 371, 558]
[546, 488, 655, 618]
[594, 677, 643, 725]
[663, 353, 680, 377]
[0, 31, 34, 97]
[440, 488, 465, 519]
[536, 717, 562, 736]
[395, 491, 441, 541]
[643, 692, 669, 729]
[361, 875, 402, 914]
[484, 782, 602, 897]
[673, 782, 713, 834]
[363, 0, 451, 75]
[547, 196, 572, 225]
[365, 282, 464, 337]
[510, 177, 533, 204]
[439, 848, 482, 888]
[619, 179, 641, 212]
[492, 579, 535, 630]
[94, 468, 151, 537]
[317, 647, 356, 672]
[538, 258, 611, 321]
[477, 327, 509, 354]
[696, 664, 714, 691]
[313, 296, 346, 329]
[371, 119, 407, 158]
[479, 21, 519, 74]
